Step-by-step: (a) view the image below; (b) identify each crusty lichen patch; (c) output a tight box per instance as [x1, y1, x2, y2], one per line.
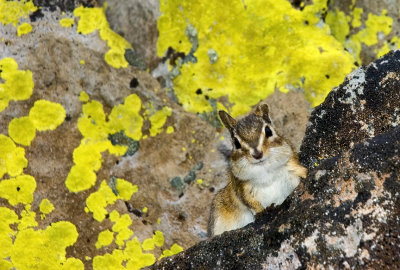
[0, 0, 37, 26]
[0, 134, 28, 178]
[0, 57, 34, 112]
[326, 8, 393, 64]
[158, 0, 355, 116]
[73, 6, 132, 68]
[17, 22, 32, 36]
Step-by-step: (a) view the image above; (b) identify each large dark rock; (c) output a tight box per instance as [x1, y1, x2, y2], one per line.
[153, 52, 400, 269]
[300, 50, 400, 169]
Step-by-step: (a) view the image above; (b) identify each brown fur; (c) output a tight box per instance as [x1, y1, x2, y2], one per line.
[208, 104, 307, 237]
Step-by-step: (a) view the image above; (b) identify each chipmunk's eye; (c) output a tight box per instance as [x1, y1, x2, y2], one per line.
[265, 126, 273, 138]
[233, 137, 242, 149]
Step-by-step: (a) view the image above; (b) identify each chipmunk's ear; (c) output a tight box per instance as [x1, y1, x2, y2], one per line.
[219, 110, 237, 133]
[255, 103, 271, 123]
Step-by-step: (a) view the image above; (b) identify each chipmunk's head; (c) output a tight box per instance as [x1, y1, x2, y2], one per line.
[219, 104, 292, 179]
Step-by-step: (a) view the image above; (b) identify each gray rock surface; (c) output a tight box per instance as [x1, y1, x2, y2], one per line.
[98, 0, 160, 69]
[153, 51, 400, 269]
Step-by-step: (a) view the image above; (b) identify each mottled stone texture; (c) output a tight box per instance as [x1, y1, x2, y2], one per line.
[300, 50, 400, 169]
[153, 52, 400, 269]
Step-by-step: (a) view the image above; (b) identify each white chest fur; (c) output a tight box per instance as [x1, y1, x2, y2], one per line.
[251, 166, 299, 208]
[234, 159, 300, 209]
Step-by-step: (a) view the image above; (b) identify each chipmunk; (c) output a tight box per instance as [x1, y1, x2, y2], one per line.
[208, 104, 307, 236]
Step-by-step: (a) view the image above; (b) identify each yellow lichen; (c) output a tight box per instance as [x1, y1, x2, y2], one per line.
[116, 178, 138, 200]
[86, 181, 118, 222]
[325, 7, 393, 64]
[73, 143, 103, 172]
[79, 91, 89, 102]
[0, 207, 18, 259]
[158, 0, 355, 114]
[0, 0, 37, 26]
[149, 107, 172, 137]
[95, 229, 114, 249]
[66, 164, 97, 193]
[73, 6, 132, 68]
[0, 134, 28, 178]
[93, 237, 156, 270]
[29, 100, 66, 131]
[0, 175, 36, 206]
[39, 198, 55, 218]
[352, 7, 363, 28]
[17, 22, 33, 36]
[8, 116, 36, 146]
[166, 126, 174, 134]
[66, 94, 145, 193]
[10, 221, 83, 270]
[159, 243, 184, 260]
[142, 230, 164, 251]
[110, 210, 133, 247]
[60, 18, 75, 27]
[0, 57, 34, 112]
[18, 205, 37, 230]
[325, 8, 350, 44]
[108, 94, 144, 141]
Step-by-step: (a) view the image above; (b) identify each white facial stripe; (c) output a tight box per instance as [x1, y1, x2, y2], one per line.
[256, 124, 266, 152]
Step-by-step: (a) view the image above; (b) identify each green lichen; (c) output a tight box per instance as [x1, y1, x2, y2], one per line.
[0, 57, 34, 112]
[108, 131, 140, 157]
[158, 0, 355, 115]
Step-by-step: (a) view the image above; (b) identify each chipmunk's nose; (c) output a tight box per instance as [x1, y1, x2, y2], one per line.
[252, 150, 263, 160]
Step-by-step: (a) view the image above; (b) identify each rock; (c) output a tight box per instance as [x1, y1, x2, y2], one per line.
[0, 4, 310, 269]
[153, 52, 400, 269]
[0, 6, 217, 267]
[97, 0, 160, 69]
[300, 50, 400, 168]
